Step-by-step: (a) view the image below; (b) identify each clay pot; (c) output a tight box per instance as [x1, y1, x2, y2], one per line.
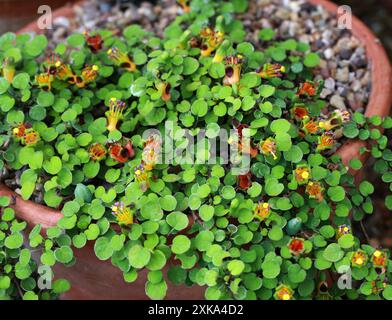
[4, 0, 392, 300]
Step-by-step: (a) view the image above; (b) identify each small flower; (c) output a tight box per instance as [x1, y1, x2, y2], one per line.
[89, 143, 106, 161]
[56, 63, 76, 84]
[288, 237, 305, 256]
[84, 31, 103, 53]
[45, 53, 61, 75]
[351, 250, 367, 267]
[111, 202, 133, 226]
[75, 65, 99, 88]
[237, 172, 252, 190]
[372, 249, 387, 268]
[200, 28, 224, 57]
[336, 224, 351, 239]
[257, 63, 285, 79]
[107, 47, 136, 72]
[142, 134, 162, 171]
[297, 80, 317, 97]
[106, 98, 126, 132]
[291, 105, 309, 121]
[134, 164, 150, 192]
[260, 137, 277, 160]
[316, 131, 335, 151]
[157, 82, 171, 102]
[228, 124, 258, 158]
[35, 72, 53, 91]
[302, 118, 319, 135]
[371, 280, 387, 294]
[294, 165, 310, 184]
[177, 0, 190, 12]
[274, 284, 294, 300]
[13, 123, 29, 140]
[254, 201, 271, 221]
[1, 57, 15, 83]
[318, 110, 351, 131]
[22, 129, 40, 146]
[305, 181, 323, 201]
[108, 140, 134, 163]
[223, 55, 243, 86]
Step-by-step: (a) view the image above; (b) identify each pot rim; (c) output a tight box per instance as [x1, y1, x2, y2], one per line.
[7, 0, 392, 228]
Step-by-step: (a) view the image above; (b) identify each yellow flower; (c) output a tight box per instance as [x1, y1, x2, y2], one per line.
[336, 224, 351, 239]
[254, 201, 271, 221]
[13, 123, 28, 140]
[212, 40, 230, 63]
[56, 63, 76, 84]
[74, 65, 99, 88]
[257, 63, 285, 79]
[274, 284, 294, 300]
[294, 165, 310, 184]
[1, 57, 15, 83]
[107, 47, 136, 72]
[223, 55, 243, 86]
[111, 202, 133, 226]
[260, 137, 277, 160]
[319, 110, 351, 131]
[35, 73, 53, 91]
[305, 181, 324, 201]
[200, 28, 224, 57]
[351, 250, 367, 267]
[134, 164, 150, 192]
[157, 82, 171, 102]
[106, 98, 126, 132]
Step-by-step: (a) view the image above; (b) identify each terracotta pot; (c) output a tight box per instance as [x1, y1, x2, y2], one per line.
[4, 0, 392, 300]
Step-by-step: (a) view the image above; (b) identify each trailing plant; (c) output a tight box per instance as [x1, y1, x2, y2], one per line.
[0, 0, 392, 300]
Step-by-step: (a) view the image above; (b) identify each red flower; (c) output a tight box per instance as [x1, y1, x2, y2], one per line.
[238, 172, 252, 190]
[84, 31, 103, 53]
[108, 140, 134, 163]
[288, 238, 305, 256]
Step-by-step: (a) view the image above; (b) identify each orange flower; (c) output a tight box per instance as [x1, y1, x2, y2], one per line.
[302, 118, 319, 135]
[23, 129, 40, 146]
[257, 63, 285, 79]
[177, 0, 190, 12]
[317, 132, 335, 151]
[291, 105, 309, 121]
[223, 55, 243, 86]
[107, 47, 136, 72]
[89, 143, 106, 161]
[35, 73, 53, 91]
[106, 98, 126, 132]
[75, 65, 99, 88]
[351, 250, 367, 267]
[13, 123, 28, 140]
[56, 63, 76, 84]
[274, 284, 294, 300]
[288, 237, 305, 256]
[294, 165, 310, 184]
[305, 181, 323, 201]
[260, 138, 277, 160]
[297, 81, 317, 97]
[228, 124, 258, 158]
[254, 201, 271, 221]
[372, 250, 387, 268]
